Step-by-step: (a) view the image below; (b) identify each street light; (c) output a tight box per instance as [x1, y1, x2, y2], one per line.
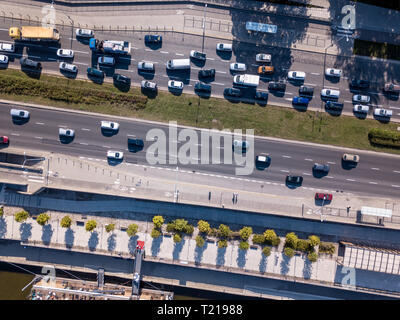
[201, 4, 207, 53]
[22, 151, 45, 169]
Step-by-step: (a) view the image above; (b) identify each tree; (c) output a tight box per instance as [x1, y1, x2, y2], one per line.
[218, 240, 228, 248]
[184, 224, 194, 235]
[264, 229, 280, 246]
[262, 246, 271, 257]
[284, 247, 295, 258]
[126, 224, 138, 237]
[285, 232, 298, 249]
[239, 241, 249, 251]
[308, 235, 321, 247]
[319, 242, 336, 255]
[173, 233, 182, 243]
[60, 215, 72, 228]
[307, 252, 318, 262]
[105, 223, 115, 233]
[166, 222, 175, 233]
[85, 220, 97, 232]
[195, 235, 205, 247]
[36, 213, 50, 226]
[15, 210, 29, 223]
[152, 215, 164, 229]
[150, 228, 161, 238]
[0, 206, 3, 217]
[218, 224, 232, 238]
[198, 220, 211, 234]
[252, 234, 265, 244]
[173, 219, 188, 232]
[239, 226, 253, 241]
[271, 236, 281, 247]
[297, 239, 313, 253]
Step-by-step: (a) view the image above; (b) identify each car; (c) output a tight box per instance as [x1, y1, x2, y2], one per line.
[98, 56, 115, 66]
[342, 153, 359, 163]
[268, 81, 286, 91]
[137, 61, 154, 71]
[257, 65, 274, 75]
[352, 94, 370, 103]
[383, 83, 400, 93]
[313, 163, 330, 174]
[233, 140, 249, 152]
[190, 50, 206, 61]
[0, 54, 8, 64]
[315, 193, 333, 201]
[127, 136, 144, 148]
[255, 91, 268, 101]
[216, 43, 232, 51]
[10, 109, 30, 119]
[107, 150, 124, 161]
[292, 96, 309, 106]
[87, 67, 104, 78]
[168, 80, 184, 90]
[299, 85, 314, 96]
[101, 121, 119, 131]
[325, 101, 344, 110]
[75, 28, 94, 38]
[144, 34, 162, 44]
[325, 68, 342, 77]
[59, 128, 75, 138]
[350, 79, 370, 89]
[113, 73, 131, 85]
[0, 43, 15, 53]
[353, 104, 369, 113]
[321, 89, 340, 99]
[286, 175, 303, 185]
[255, 154, 271, 165]
[20, 57, 41, 70]
[224, 87, 242, 97]
[0, 136, 9, 145]
[59, 62, 77, 73]
[288, 71, 306, 81]
[56, 49, 74, 58]
[141, 80, 157, 91]
[198, 68, 215, 78]
[230, 63, 246, 72]
[374, 108, 393, 118]
[255, 53, 271, 63]
[194, 81, 211, 92]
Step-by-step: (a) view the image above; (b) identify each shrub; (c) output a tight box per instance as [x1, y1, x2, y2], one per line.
[285, 232, 298, 249]
[152, 215, 164, 229]
[319, 242, 336, 255]
[105, 223, 115, 233]
[252, 234, 265, 244]
[184, 224, 194, 235]
[239, 241, 250, 251]
[284, 247, 295, 258]
[0, 206, 3, 217]
[195, 235, 205, 247]
[36, 213, 50, 226]
[309, 235, 321, 247]
[85, 220, 97, 232]
[264, 229, 280, 246]
[126, 224, 138, 237]
[150, 228, 161, 238]
[297, 239, 313, 253]
[173, 233, 182, 243]
[368, 128, 400, 148]
[218, 224, 232, 238]
[173, 218, 188, 232]
[208, 228, 218, 237]
[166, 222, 175, 233]
[15, 210, 29, 223]
[239, 227, 253, 241]
[198, 220, 211, 234]
[308, 252, 318, 262]
[60, 215, 72, 228]
[271, 236, 281, 247]
[218, 240, 228, 248]
[262, 246, 271, 257]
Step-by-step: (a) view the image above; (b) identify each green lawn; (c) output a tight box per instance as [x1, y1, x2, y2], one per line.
[1, 68, 399, 154]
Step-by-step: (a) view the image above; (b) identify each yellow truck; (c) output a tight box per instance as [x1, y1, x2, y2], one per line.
[9, 26, 60, 41]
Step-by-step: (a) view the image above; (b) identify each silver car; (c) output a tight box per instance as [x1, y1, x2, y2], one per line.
[0, 43, 15, 53]
[107, 150, 124, 160]
[255, 53, 271, 63]
[98, 56, 115, 66]
[353, 104, 369, 113]
[168, 80, 184, 90]
[374, 108, 393, 118]
[101, 121, 119, 131]
[230, 63, 246, 72]
[321, 89, 340, 99]
[138, 61, 155, 71]
[75, 28, 94, 38]
[141, 80, 157, 91]
[57, 49, 74, 58]
[352, 94, 370, 103]
[59, 128, 75, 138]
[59, 62, 77, 73]
[325, 68, 342, 77]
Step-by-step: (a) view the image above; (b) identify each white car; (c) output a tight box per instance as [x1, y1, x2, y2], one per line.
[216, 43, 232, 51]
[0, 54, 8, 64]
[168, 80, 184, 90]
[98, 56, 115, 66]
[230, 63, 246, 72]
[59, 128, 75, 138]
[353, 104, 369, 113]
[321, 89, 340, 99]
[325, 68, 342, 77]
[288, 71, 306, 81]
[352, 94, 370, 103]
[255, 53, 271, 63]
[0, 43, 15, 53]
[374, 108, 393, 118]
[101, 121, 119, 131]
[59, 62, 77, 73]
[75, 28, 94, 38]
[10, 109, 29, 119]
[56, 49, 74, 58]
[233, 139, 249, 152]
[141, 80, 157, 91]
[138, 61, 154, 71]
[107, 150, 124, 161]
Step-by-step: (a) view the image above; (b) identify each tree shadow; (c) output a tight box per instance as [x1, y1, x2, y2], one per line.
[19, 223, 32, 241]
[216, 247, 226, 268]
[194, 242, 208, 266]
[107, 233, 116, 252]
[65, 228, 74, 249]
[88, 231, 99, 251]
[0, 218, 7, 238]
[41, 224, 53, 245]
[259, 253, 267, 273]
[236, 247, 247, 269]
[151, 236, 163, 257]
[280, 254, 291, 275]
[128, 235, 139, 255]
[303, 257, 313, 279]
[173, 238, 185, 261]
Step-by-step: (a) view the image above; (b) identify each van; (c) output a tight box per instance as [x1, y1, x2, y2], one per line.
[98, 56, 115, 66]
[166, 58, 190, 70]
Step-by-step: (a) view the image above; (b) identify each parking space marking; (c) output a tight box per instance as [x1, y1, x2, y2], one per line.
[216, 70, 227, 74]
[82, 128, 91, 131]
[327, 161, 336, 165]
[160, 51, 169, 54]
[175, 53, 184, 56]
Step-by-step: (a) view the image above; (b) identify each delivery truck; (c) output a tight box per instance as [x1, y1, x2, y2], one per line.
[89, 39, 131, 55]
[9, 26, 60, 41]
[233, 74, 260, 87]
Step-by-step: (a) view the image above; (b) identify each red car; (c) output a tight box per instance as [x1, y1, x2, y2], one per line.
[315, 193, 333, 201]
[0, 136, 9, 145]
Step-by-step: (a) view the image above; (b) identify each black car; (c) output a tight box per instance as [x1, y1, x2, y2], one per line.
[268, 81, 286, 91]
[224, 87, 242, 97]
[20, 57, 41, 70]
[87, 67, 104, 78]
[113, 73, 131, 85]
[299, 85, 314, 96]
[194, 81, 212, 92]
[198, 68, 215, 78]
[286, 175, 303, 185]
[350, 79, 370, 89]
[144, 34, 162, 44]
[325, 101, 344, 110]
[255, 91, 268, 101]
[313, 163, 330, 174]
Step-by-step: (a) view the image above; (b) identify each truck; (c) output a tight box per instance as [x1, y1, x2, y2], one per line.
[89, 38, 131, 55]
[9, 26, 60, 41]
[233, 74, 260, 87]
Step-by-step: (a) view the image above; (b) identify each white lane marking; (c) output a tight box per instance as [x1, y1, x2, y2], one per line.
[392, 185, 400, 188]
[74, 50, 89, 55]
[344, 100, 352, 103]
[175, 53, 184, 56]
[145, 49, 152, 52]
[284, 98, 292, 101]
[305, 158, 313, 161]
[311, 72, 320, 75]
[213, 82, 225, 86]
[216, 70, 227, 74]
[282, 155, 292, 158]
[304, 83, 316, 86]
[28, 179, 44, 183]
[280, 170, 289, 173]
[58, 125, 67, 128]
[303, 173, 311, 176]
[102, 146, 112, 148]
[75, 62, 88, 66]
[394, 171, 400, 174]
[285, 92, 293, 95]
[191, 67, 201, 70]
[11, 133, 20, 136]
[371, 168, 380, 170]
[82, 128, 91, 131]
[28, 176, 44, 180]
[369, 181, 378, 184]
[326, 176, 334, 179]
[346, 179, 355, 182]
[35, 136, 43, 139]
[327, 161, 336, 165]
[35, 122, 45, 125]
[324, 86, 340, 90]
[79, 142, 88, 145]
[160, 51, 169, 54]
[0, 28, 9, 31]
[389, 106, 400, 110]
[207, 57, 215, 61]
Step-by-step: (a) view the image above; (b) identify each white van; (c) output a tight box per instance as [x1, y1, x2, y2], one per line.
[166, 59, 190, 70]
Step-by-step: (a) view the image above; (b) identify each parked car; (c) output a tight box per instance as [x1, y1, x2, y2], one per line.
[144, 34, 162, 44]
[56, 49, 74, 58]
[268, 81, 286, 91]
[190, 50, 206, 61]
[292, 96, 309, 106]
[299, 85, 314, 96]
[315, 193, 333, 201]
[224, 87, 242, 97]
[255, 53, 271, 63]
[10, 109, 29, 119]
[350, 79, 370, 89]
[75, 28, 94, 38]
[0, 136, 9, 145]
[101, 121, 119, 131]
[194, 81, 211, 92]
[313, 163, 330, 174]
[325, 101, 344, 110]
[59, 62, 77, 73]
[20, 57, 41, 70]
[0, 54, 9, 64]
[141, 80, 157, 91]
[137, 61, 154, 71]
[257, 65, 274, 75]
[113, 73, 131, 85]
[325, 68, 342, 77]
[216, 43, 232, 51]
[374, 108, 393, 118]
[342, 153, 359, 163]
[87, 67, 104, 78]
[288, 71, 306, 81]
[168, 80, 184, 90]
[0, 42, 15, 53]
[59, 128, 75, 138]
[321, 89, 340, 99]
[198, 68, 215, 78]
[233, 140, 249, 152]
[353, 104, 369, 113]
[107, 150, 124, 161]
[286, 175, 303, 186]
[255, 91, 268, 101]
[98, 56, 115, 66]
[352, 94, 370, 103]
[383, 83, 400, 93]
[230, 63, 246, 72]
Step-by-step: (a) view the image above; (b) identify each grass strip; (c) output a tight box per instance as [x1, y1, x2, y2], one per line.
[354, 39, 400, 61]
[1, 68, 399, 155]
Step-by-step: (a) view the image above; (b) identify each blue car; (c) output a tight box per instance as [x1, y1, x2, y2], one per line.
[292, 96, 309, 106]
[144, 35, 162, 44]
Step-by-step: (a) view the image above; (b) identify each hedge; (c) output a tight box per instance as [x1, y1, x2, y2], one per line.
[368, 128, 400, 149]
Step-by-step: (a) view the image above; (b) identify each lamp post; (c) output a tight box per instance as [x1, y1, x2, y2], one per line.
[201, 4, 207, 53]
[22, 152, 45, 169]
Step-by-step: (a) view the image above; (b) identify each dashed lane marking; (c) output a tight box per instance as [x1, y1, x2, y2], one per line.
[82, 128, 90, 131]
[35, 122, 45, 125]
[34, 136, 42, 139]
[327, 161, 336, 165]
[369, 182, 378, 184]
[305, 158, 313, 161]
[216, 70, 227, 74]
[282, 155, 292, 158]
[11, 133, 20, 136]
[346, 179, 355, 182]
[371, 168, 380, 170]
[175, 53, 184, 56]
[392, 185, 400, 188]
[160, 51, 169, 54]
